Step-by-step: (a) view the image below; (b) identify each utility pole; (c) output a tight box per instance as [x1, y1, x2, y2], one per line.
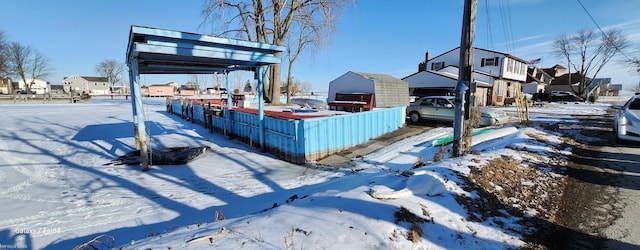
[453, 0, 477, 157]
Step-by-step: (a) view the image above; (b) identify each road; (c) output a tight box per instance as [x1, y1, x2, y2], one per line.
[549, 110, 640, 249]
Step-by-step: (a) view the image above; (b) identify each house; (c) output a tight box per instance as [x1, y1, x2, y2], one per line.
[146, 84, 175, 97]
[523, 67, 553, 94]
[178, 82, 199, 96]
[543, 64, 593, 96]
[592, 78, 622, 97]
[543, 64, 567, 78]
[50, 84, 65, 94]
[111, 85, 130, 95]
[403, 66, 494, 106]
[405, 47, 529, 106]
[327, 71, 409, 109]
[16, 78, 50, 94]
[598, 82, 623, 96]
[537, 66, 619, 97]
[63, 75, 110, 95]
[0, 77, 12, 94]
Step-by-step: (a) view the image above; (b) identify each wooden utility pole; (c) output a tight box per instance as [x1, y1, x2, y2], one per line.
[453, 0, 477, 157]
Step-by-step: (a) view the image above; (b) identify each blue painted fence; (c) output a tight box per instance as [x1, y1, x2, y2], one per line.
[169, 100, 405, 164]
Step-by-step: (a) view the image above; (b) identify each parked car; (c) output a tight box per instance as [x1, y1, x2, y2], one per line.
[533, 91, 584, 102]
[16, 89, 36, 94]
[613, 94, 640, 143]
[406, 96, 510, 126]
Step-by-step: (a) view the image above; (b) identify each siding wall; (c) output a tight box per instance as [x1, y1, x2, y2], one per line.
[169, 100, 405, 164]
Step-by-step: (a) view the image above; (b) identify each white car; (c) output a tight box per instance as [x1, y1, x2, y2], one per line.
[613, 94, 640, 143]
[407, 96, 510, 126]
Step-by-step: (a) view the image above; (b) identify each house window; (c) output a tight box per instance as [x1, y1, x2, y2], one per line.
[505, 59, 512, 72]
[496, 81, 504, 96]
[431, 62, 445, 70]
[514, 61, 520, 74]
[481, 57, 500, 67]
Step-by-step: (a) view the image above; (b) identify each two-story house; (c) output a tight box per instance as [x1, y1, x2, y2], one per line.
[63, 75, 110, 95]
[16, 78, 51, 94]
[403, 47, 528, 106]
[524, 67, 553, 94]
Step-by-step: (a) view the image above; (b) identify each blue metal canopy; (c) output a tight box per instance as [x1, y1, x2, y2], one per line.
[126, 25, 285, 170]
[126, 25, 285, 74]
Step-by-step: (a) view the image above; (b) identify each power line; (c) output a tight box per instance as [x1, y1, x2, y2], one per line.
[576, 0, 631, 60]
[484, 0, 495, 50]
[497, 0, 515, 54]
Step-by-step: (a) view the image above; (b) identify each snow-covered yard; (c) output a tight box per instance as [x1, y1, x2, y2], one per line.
[0, 97, 614, 249]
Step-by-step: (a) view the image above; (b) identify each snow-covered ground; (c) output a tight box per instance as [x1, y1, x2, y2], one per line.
[0, 97, 619, 249]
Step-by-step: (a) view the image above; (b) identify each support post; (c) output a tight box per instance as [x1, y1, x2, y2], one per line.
[256, 66, 265, 151]
[128, 60, 149, 171]
[453, 0, 477, 157]
[225, 71, 232, 138]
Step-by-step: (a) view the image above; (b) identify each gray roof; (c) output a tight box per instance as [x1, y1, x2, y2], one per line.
[64, 76, 109, 82]
[352, 71, 407, 85]
[82, 76, 109, 82]
[349, 71, 409, 108]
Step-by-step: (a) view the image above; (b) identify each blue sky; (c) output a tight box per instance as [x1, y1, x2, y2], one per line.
[2, 0, 640, 92]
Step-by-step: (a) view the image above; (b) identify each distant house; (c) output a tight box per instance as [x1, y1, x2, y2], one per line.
[543, 64, 567, 78]
[178, 82, 199, 96]
[523, 67, 553, 94]
[63, 75, 110, 95]
[599, 82, 623, 96]
[327, 71, 409, 108]
[50, 84, 65, 94]
[16, 78, 50, 94]
[542, 64, 585, 94]
[543, 65, 590, 95]
[593, 78, 622, 97]
[0, 77, 12, 94]
[146, 84, 175, 97]
[543, 65, 621, 97]
[404, 47, 529, 106]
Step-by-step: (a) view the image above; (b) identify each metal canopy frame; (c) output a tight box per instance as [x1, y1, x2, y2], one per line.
[126, 25, 285, 170]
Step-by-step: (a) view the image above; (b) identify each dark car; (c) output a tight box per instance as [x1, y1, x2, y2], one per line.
[16, 90, 36, 94]
[533, 91, 584, 102]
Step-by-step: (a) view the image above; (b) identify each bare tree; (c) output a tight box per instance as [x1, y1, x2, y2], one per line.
[6, 42, 52, 94]
[552, 29, 628, 98]
[201, 0, 349, 104]
[625, 55, 640, 75]
[0, 30, 7, 77]
[285, 22, 317, 103]
[298, 80, 311, 94]
[284, 76, 311, 96]
[231, 71, 246, 93]
[95, 59, 126, 88]
[212, 73, 226, 92]
[284, 77, 299, 96]
[627, 80, 640, 93]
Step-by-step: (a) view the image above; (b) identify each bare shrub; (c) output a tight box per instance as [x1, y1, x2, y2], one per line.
[432, 145, 446, 162]
[394, 206, 426, 243]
